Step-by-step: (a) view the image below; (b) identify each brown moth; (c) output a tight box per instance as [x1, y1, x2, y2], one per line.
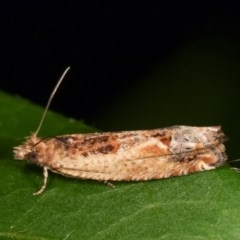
[13, 67, 227, 195]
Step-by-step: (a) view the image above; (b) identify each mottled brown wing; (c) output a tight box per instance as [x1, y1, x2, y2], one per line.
[44, 126, 226, 181]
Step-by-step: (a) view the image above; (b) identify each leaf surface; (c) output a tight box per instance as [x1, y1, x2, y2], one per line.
[1, 91, 240, 240]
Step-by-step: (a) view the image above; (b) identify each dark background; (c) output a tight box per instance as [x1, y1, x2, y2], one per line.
[1, 2, 240, 160]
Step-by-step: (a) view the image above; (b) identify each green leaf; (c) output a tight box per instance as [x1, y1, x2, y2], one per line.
[1, 90, 240, 240]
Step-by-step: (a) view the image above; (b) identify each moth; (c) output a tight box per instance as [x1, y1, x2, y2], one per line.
[14, 67, 227, 195]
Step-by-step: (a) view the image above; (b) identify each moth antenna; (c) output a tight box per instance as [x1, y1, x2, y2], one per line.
[34, 66, 71, 136]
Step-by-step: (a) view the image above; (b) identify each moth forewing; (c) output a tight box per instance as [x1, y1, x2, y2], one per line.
[14, 125, 227, 195]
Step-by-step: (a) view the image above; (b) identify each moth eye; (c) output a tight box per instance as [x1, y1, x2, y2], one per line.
[26, 151, 38, 163]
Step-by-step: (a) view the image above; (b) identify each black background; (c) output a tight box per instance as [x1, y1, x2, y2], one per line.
[1, 2, 240, 159]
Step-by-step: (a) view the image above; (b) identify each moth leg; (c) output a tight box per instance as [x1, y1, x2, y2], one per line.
[33, 166, 48, 195]
[232, 167, 240, 173]
[102, 180, 115, 188]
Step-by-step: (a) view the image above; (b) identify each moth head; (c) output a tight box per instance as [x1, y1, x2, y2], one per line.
[13, 134, 43, 163]
[13, 67, 70, 164]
